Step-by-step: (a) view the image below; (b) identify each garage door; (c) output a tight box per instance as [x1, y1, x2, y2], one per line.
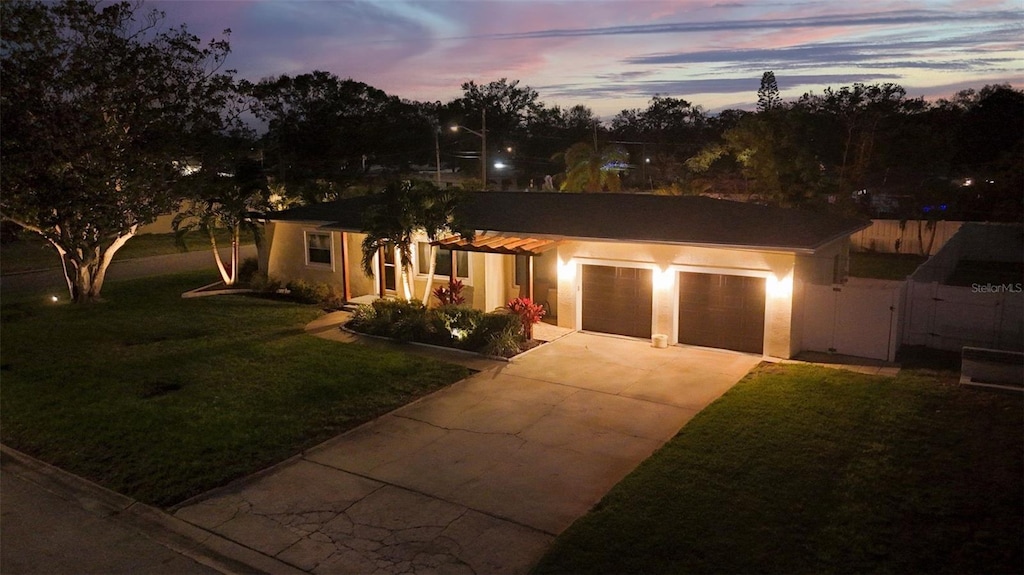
[678, 272, 765, 353]
[582, 265, 653, 339]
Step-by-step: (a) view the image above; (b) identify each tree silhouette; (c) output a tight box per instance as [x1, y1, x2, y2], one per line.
[757, 71, 782, 112]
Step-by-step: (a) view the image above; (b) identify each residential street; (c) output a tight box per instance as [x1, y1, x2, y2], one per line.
[0, 446, 300, 575]
[0, 245, 257, 299]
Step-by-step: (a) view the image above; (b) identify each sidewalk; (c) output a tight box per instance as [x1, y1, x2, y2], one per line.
[0, 445, 302, 575]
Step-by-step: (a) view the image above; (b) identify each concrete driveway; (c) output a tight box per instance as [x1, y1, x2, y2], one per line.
[174, 332, 760, 574]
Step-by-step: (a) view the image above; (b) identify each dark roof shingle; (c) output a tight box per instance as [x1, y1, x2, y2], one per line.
[267, 191, 869, 252]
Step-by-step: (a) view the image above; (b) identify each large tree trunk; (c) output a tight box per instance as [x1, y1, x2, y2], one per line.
[64, 228, 136, 303]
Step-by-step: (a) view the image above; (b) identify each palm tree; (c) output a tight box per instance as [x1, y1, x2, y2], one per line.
[556, 142, 628, 192]
[361, 180, 474, 301]
[418, 189, 474, 302]
[173, 158, 270, 286]
[361, 180, 420, 300]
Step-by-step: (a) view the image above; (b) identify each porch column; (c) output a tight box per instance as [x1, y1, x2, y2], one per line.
[341, 232, 351, 301]
[528, 255, 534, 301]
[450, 249, 458, 282]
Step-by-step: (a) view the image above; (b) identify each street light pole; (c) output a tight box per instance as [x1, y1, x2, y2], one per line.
[450, 108, 488, 190]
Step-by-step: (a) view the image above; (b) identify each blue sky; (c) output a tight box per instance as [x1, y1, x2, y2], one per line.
[152, 0, 1023, 116]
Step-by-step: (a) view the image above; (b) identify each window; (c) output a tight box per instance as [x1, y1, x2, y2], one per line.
[416, 242, 468, 279]
[306, 232, 332, 266]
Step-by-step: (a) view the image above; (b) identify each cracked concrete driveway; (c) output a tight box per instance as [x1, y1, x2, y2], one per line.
[174, 332, 760, 574]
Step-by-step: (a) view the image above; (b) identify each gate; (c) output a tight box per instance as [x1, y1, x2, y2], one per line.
[803, 279, 903, 361]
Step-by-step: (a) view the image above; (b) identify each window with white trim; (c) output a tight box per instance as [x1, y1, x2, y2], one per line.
[416, 242, 468, 280]
[305, 232, 333, 266]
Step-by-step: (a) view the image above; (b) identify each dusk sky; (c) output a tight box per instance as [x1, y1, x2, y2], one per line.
[150, 0, 1023, 117]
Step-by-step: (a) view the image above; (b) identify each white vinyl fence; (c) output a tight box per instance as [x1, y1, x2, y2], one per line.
[802, 278, 904, 361]
[850, 220, 963, 255]
[902, 281, 1023, 352]
[901, 223, 1024, 352]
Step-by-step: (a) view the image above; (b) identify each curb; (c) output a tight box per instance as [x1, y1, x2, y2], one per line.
[0, 445, 306, 575]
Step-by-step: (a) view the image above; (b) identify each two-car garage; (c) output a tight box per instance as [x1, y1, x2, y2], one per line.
[580, 264, 766, 355]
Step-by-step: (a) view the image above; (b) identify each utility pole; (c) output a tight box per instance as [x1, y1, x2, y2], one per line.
[434, 128, 441, 186]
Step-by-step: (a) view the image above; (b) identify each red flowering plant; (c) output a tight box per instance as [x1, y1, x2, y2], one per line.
[432, 278, 466, 306]
[506, 297, 545, 340]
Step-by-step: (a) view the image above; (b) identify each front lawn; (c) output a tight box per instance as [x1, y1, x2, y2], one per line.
[534, 364, 1023, 574]
[849, 251, 928, 280]
[0, 271, 470, 507]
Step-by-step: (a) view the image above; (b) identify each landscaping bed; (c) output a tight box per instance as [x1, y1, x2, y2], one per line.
[346, 296, 543, 359]
[0, 271, 470, 507]
[533, 363, 1023, 575]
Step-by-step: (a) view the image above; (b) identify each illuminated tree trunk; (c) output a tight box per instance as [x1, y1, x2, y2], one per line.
[421, 244, 439, 303]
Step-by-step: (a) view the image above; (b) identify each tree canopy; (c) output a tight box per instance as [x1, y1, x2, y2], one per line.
[1, 0, 237, 302]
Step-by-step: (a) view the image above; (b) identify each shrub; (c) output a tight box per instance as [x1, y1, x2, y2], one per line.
[432, 279, 466, 306]
[483, 323, 522, 357]
[248, 272, 282, 294]
[286, 279, 344, 309]
[238, 257, 260, 285]
[429, 305, 482, 346]
[348, 303, 378, 330]
[462, 310, 523, 351]
[357, 299, 430, 341]
[506, 297, 546, 339]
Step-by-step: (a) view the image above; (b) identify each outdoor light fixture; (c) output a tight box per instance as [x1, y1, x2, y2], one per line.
[50, 295, 58, 302]
[767, 272, 793, 298]
[493, 161, 506, 169]
[557, 257, 577, 281]
[654, 267, 674, 290]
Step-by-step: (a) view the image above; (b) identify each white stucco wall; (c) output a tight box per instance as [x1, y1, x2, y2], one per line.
[264, 221, 347, 291]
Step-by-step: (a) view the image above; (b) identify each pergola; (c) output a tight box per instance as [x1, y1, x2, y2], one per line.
[431, 233, 559, 300]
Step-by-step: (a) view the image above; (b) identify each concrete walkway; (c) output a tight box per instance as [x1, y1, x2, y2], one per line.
[173, 330, 761, 574]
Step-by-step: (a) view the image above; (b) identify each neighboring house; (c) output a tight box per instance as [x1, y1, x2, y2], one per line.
[261, 192, 869, 359]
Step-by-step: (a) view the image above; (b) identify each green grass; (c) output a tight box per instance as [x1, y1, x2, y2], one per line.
[0, 271, 470, 507]
[0, 229, 255, 275]
[849, 251, 928, 280]
[533, 364, 1023, 575]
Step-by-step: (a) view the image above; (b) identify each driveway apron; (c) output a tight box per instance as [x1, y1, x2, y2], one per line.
[174, 332, 760, 574]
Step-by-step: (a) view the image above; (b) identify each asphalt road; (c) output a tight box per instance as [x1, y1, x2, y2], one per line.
[0, 465, 221, 575]
[0, 245, 258, 300]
